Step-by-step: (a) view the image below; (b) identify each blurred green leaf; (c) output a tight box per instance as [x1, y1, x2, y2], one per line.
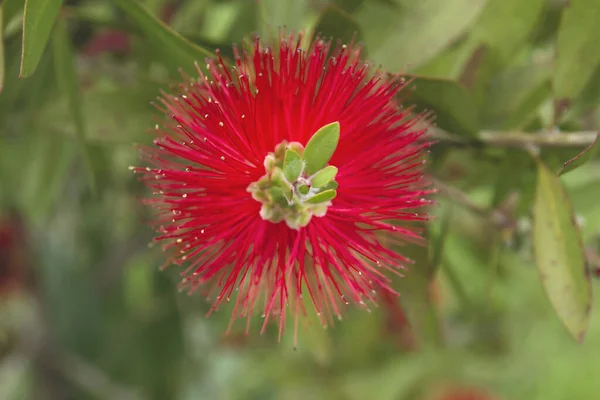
[343, 356, 432, 400]
[313, 4, 361, 44]
[114, 0, 214, 73]
[553, 0, 600, 104]
[357, 0, 488, 71]
[562, 64, 600, 123]
[19, 0, 63, 78]
[414, 39, 475, 79]
[124, 254, 155, 312]
[564, 163, 600, 241]
[0, 354, 32, 400]
[21, 134, 74, 221]
[491, 151, 537, 215]
[395, 233, 443, 347]
[533, 157, 591, 342]
[258, 0, 308, 36]
[0, 6, 5, 93]
[169, 1, 208, 33]
[52, 17, 96, 194]
[481, 62, 552, 129]
[403, 76, 479, 136]
[558, 134, 600, 176]
[2, 0, 24, 26]
[469, 0, 545, 63]
[223, 0, 258, 44]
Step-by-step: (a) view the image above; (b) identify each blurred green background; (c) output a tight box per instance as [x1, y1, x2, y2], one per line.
[2, 0, 600, 399]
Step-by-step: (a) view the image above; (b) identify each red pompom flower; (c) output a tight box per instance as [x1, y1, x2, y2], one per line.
[133, 33, 432, 340]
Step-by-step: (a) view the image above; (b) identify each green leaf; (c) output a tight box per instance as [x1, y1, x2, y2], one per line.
[306, 189, 337, 204]
[393, 226, 444, 346]
[0, 6, 5, 93]
[481, 62, 552, 129]
[52, 17, 96, 194]
[322, 180, 339, 191]
[113, 0, 214, 72]
[356, 0, 488, 71]
[558, 134, 600, 176]
[553, 0, 600, 104]
[303, 122, 340, 175]
[21, 134, 74, 222]
[469, 0, 545, 63]
[313, 4, 361, 45]
[311, 166, 338, 188]
[414, 39, 476, 79]
[19, 0, 63, 78]
[533, 157, 591, 342]
[283, 149, 303, 183]
[403, 76, 479, 136]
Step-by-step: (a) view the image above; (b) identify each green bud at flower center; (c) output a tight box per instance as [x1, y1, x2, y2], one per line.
[247, 122, 341, 230]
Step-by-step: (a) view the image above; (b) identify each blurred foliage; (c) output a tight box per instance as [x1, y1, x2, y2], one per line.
[1, 0, 600, 399]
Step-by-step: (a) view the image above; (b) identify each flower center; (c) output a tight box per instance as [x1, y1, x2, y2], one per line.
[247, 122, 341, 230]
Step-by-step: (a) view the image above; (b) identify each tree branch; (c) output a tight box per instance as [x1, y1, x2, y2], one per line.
[431, 128, 599, 149]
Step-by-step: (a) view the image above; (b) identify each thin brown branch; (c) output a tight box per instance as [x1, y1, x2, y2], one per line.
[431, 128, 599, 149]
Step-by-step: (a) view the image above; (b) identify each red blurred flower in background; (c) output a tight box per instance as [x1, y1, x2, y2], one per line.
[0, 213, 27, 296]
[134, 33, 432, 339]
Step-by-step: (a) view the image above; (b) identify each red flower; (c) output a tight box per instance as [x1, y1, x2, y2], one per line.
[134, 33, 432, 340]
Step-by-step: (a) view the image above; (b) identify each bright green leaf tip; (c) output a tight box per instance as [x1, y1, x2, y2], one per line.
[303, 122, 340, 175]
[311, 166, 338, 188]
[306, 189, 337, 204]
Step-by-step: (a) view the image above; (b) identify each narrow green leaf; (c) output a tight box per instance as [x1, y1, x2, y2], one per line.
[322, 180, 339, 191]
[533, 157, 591, 342]
[553, 0, 600, 104]
[313, 4, 361, 45]
[558, 134, 600, 176]
[303, 122, 340, 175]
[307, 189, 337, 204]
[0, 6, 5, 93]
[283, 149, 303, 183]
[113, 0, 214, 72]
[403, 76, 479, 136]
[356, 0, 488, 71]
[311, 166, 338, 188]
[394, 229, 443, 347]
[19, 0, 63, 78]
[52, 17, 96, 193]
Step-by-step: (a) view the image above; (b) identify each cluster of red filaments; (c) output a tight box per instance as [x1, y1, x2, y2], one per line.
[133, 33, 432, 340]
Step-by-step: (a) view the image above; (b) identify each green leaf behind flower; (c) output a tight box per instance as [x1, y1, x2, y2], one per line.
[114, 0, 214, 73]
[20, 0, 63, 78]
[533, 157, 591, 342]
